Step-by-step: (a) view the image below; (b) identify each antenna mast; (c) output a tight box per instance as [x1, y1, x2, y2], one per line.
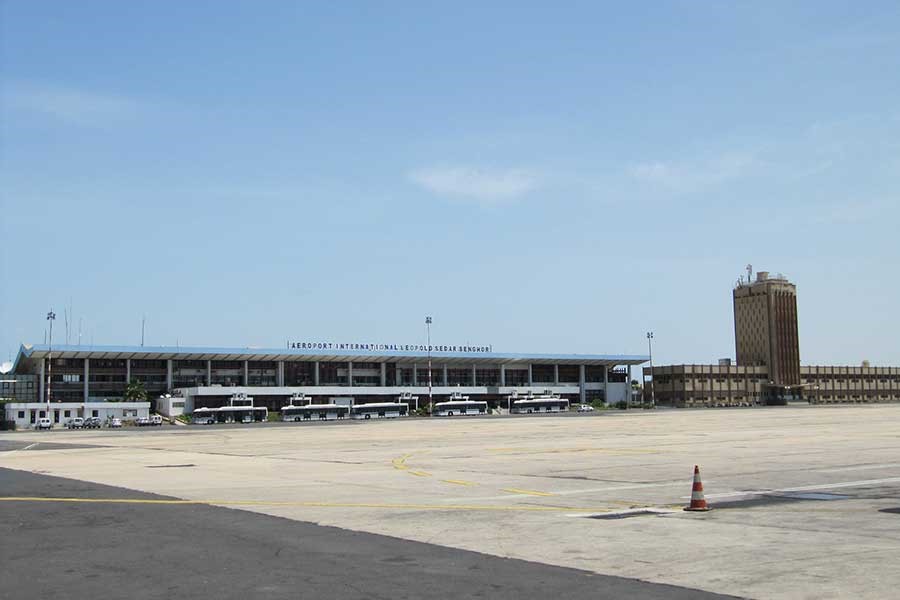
[746, 263, 753, 283]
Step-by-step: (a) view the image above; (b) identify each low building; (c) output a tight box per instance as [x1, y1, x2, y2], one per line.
[644, 364, 900, 407]
[643, 364, 769, 407]
[801, 365, 900, 404]
[4, 401, 151, 429]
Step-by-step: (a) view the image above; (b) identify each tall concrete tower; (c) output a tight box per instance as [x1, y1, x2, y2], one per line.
[733, 271, 800, 388]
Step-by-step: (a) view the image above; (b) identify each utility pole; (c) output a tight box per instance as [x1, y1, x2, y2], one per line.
[426, 316, 433, 414]
[47, 310, 56, 415]
[646, 331, 656, 407]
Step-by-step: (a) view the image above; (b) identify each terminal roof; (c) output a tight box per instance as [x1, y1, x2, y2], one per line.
[14, 344, 648, 371]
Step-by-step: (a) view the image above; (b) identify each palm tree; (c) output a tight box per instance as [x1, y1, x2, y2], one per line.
[123, 380, 148, 402]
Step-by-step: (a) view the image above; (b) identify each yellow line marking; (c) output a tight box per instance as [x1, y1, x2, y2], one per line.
[391, 452, 432, 477]
[391, 453, 413, 471]
[0, 497, 623, 513]
[501, 488, 555, 497]
[441, 479, 477, 486]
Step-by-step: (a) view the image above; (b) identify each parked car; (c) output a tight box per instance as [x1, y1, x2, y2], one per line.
[83, 417, 102, 429]
[149, 415, 163, 426]
[135, 416, 151, 426]
[577, 404, 595, 412]
[109, 418, 123, 428]
[241, 415, 253, 424]
[66, 417, 85, 429]
[36, 417, 53, 430]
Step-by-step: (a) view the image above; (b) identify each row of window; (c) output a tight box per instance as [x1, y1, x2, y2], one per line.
[1, 381, 35, 389]
[655, 377, 765, 384]
[43, 360, 622, 377]
[803, 379, 899, 384]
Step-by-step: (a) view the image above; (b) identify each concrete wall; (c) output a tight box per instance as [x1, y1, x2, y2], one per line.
[156, 395, 188, 418]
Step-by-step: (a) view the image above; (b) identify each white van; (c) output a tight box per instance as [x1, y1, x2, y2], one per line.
[36, 417, 53, 430]
[150, 415, 163, 426]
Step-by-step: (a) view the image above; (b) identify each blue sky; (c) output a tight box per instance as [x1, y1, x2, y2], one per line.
[1, 1, 899, 366]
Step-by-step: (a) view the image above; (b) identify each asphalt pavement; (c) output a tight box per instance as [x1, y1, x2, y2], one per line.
[0, 467, 734, 600]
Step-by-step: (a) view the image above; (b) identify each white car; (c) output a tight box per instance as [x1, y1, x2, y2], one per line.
[577, 404, 595, 412]
[66, 417, 85, 429]
[150, 415, 163, 426]
[36, 417, 53, 430]
[135, 417, 151, 426]
[109, 418, 123, 428]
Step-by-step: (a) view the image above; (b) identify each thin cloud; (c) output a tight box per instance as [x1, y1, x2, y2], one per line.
[2, 81, 144, 125]
[628, 153, 757, 193]
[813, 198, 893, 225]
[408, 166, 538, 203]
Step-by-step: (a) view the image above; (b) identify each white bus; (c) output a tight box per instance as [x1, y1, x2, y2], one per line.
[510, 395, 570, 414]
[350, 402, 409, 420]
[191, 404, 268, 424]
[433, 400, 489, 417]
[282, 403, 349, 422]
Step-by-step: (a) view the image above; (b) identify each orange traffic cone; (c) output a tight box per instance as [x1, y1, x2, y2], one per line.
[684, 465, 711, 511]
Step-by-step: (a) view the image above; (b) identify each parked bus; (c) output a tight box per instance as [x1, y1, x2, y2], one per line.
[191, 393, 267, 424]
[191, 404, 268, 424]
[433, 392, 489, 417]
[282, 403, 349, 422]
[510, 392, 570, 414]
[350, 402, 409, 420]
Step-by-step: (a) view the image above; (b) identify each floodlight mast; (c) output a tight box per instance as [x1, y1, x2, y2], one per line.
[47, 310, 56, 414]
[646, 331, 656, 407]
[426, 316, 433, 414]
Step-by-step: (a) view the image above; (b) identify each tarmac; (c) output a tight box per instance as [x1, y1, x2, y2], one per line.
[0, 467, 730, 600]
[2, 404, 900, 599]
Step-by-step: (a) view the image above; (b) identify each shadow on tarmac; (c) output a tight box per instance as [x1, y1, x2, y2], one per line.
[0, 468, 737, 600]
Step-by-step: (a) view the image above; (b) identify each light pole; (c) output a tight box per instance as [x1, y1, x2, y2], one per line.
[646, 331, 656, 407]
[47, 310, 56, 416]
[425, 316, 433, 414]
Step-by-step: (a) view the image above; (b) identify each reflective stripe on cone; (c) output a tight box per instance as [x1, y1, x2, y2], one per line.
[684, 464, 711, 512]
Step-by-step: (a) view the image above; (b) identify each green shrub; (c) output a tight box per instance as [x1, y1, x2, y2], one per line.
[615, 400, 628, 410]
[267, 411, 281, 422]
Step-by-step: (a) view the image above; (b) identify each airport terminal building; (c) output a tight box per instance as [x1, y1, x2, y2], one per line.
[5, 343, 648, 424]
